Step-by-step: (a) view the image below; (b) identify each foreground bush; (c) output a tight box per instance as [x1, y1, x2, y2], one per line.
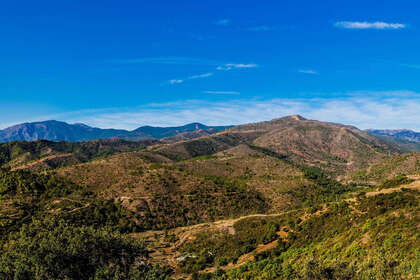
[0, 218, 171, 280]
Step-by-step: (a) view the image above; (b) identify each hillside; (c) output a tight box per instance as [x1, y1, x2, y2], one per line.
[54, 143, 327, 224]
[154, 115, 401, 178]
[0, 115, 419, 279]
[0, 138, 156, 170]
[350, 152, 420, 184]
[1, 116, 401, 177]
[0, 120, 231, 142]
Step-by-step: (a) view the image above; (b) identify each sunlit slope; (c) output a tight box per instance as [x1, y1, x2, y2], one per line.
[350, 152, 420, 184]
[153, 115, 401, 178]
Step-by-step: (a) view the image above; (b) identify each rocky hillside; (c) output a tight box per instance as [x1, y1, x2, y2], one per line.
[155, 115, 402, 177]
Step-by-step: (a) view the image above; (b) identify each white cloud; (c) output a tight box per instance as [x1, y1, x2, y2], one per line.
[167, 73, 213, 85]
[29, 91, 420, 131]
[334, 21, 406, 30]
[217, 63, 258, 71]
[215, 19, 231, 26]
[164, 61, 259, 86]
[166, 61, 258, 85]
[204, 90, 240, 95]
[298, 70, 319, 75]
[169, 79, 184, 84]
[188, 73, 213, 79]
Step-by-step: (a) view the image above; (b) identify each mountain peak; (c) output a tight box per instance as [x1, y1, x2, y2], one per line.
[289, 114, 306, 121]
[270, 115, 307, 123]
[73, 123, 93, 129]
[19, 120, 64, 126]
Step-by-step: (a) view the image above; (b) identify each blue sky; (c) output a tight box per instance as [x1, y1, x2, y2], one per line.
[1, 0, 420, 130]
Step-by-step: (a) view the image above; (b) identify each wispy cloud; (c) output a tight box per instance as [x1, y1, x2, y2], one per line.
[29, 91, 420, 131]
[108, 57, 259, 74]
[167, 73, 213, 85]
[401, 64, 420, 70]
[247, 25, 275, 32]
[204, 90, 240, 95]
[169, 79, 184, 85]
[217, 63, 258, 71]
[189, 73, 213, 79]
[298, 70, 319, 75]
[215, 19, 231, 26]
[165, 63, 257, 85]
[334, 21, 406, 30]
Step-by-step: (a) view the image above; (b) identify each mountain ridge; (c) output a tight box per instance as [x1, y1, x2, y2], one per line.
[0, 120, 232, 142]
[367, 128, 420, 143]
[154, 115, 403, 177]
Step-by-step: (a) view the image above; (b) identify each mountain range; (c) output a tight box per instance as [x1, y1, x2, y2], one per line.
[3, 119, 420, 147]
[367, 128, 420, 143]
[0, 120, 231, 142]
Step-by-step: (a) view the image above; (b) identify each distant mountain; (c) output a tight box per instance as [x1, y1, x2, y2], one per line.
[0, 120, 129, 142]
[0, 120, 231, 142]
[130, 123, 230, 140]
[367, 129, 420, 143]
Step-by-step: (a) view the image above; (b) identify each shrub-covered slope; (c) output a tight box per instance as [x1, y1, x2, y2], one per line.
[0, 139, 155, 170]
[152, 115, 402, 178]
[350, 152, 420, 184]
[1, 116, 419, 280]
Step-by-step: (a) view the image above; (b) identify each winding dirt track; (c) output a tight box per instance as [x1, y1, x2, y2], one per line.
[139, 176, 420, 278]
[136, 209, 303, 279]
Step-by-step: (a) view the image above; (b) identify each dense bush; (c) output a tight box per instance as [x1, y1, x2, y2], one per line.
[357, 191, 418, 217]
[287, 166, 356, 207]
[0, 169, 78, 198]
[180, 217, 285, 273]
[61, 199, 140, 233]
[379, 174, 414, 189]
[0, 218, 172, 280]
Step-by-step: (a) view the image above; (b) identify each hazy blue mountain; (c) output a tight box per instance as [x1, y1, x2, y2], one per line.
[367, 129, 420, 143]
[0, 120, 231, 142]
[132, 123, 225, 139]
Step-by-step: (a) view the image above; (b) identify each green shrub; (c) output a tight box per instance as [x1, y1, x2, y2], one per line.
[380, 175, 414, 189]
[0, 218, 172, 280]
